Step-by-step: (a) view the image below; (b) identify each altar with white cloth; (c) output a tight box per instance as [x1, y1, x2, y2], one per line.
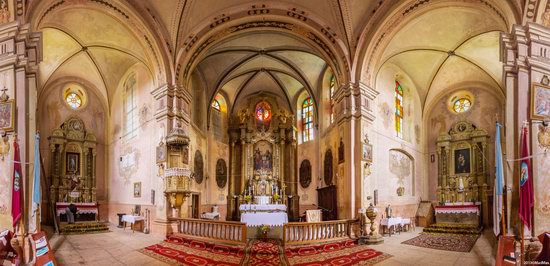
[434, 203, 480, 226]
[239, 204, 288, 227]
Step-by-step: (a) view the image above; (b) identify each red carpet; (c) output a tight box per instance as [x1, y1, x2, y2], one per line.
[140, 234, 245, 265]
[285, 239, 391, 266]
[140, 235, 391, 265]
[241, 238, 288, 265]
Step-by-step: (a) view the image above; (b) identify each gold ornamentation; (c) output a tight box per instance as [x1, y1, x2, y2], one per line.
[538, 124, 550, 149]
[0, 132, 8, 160]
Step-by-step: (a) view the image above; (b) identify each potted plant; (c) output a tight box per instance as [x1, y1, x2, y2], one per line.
[244, 195, 252, 203]
[259, 224, 270, 239]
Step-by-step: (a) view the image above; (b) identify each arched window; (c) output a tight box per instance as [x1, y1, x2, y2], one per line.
[211, 99, 221, 111]
[302, 97, 314, 142]
[329, 75, 335, 124]
[395, 81, 403, 139]
[123, 73, 138, 139]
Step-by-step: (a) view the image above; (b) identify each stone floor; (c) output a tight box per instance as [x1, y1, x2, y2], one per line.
[49, 224, 495, 265]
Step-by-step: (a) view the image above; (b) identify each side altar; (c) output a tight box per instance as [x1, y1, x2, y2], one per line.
[435, 120, 491, 227]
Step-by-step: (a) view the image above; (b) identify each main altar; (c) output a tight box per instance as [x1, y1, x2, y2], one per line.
[226, 96, 299, 222]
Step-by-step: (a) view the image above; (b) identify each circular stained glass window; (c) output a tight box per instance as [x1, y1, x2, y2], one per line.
[453, 98, 471, 113]
[65, 92, 82, 109]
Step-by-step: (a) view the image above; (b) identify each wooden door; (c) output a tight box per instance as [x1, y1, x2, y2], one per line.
[191, 194, 199, 218]
[317, 185, 337, 220]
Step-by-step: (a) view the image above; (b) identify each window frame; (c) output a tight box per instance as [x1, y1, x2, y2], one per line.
[302, 97, 314, 142]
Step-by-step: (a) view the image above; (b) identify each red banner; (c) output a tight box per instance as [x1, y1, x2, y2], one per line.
[519, 127, 534, 230]
[11, 140, 21, 228]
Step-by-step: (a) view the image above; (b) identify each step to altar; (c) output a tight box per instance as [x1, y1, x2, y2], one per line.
[422, 223, 482, 235]
[60, 222, 109, 235]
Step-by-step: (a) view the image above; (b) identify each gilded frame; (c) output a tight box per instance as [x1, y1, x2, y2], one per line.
[531, 82, 550, 120]
[0, 100, 15, 132]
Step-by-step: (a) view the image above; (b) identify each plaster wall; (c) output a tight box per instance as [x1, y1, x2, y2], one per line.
[107, 64, 158, 222]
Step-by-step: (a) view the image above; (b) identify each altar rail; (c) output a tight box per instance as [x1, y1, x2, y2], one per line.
[283, 220, 353, 246]
[172, 218, 247, 245]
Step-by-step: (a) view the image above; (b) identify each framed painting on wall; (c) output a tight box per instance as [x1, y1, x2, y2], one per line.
[531, 83, 550, 120]
[66, 152, 80, 175]
[454, 148, 471, 174]
[134, 182, 141, 198]
[0, 100, 15, 132]
[362, 143, 373, 163]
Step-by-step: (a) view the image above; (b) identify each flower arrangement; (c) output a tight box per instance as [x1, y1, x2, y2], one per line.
[273, 193, 280, 202]
[259, 224, 270, 238]
[244, 195, 252, 203]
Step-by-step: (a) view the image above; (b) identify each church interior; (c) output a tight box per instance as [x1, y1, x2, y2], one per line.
[0, 0, 550, 265]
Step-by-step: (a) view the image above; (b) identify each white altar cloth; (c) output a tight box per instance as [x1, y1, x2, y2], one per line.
[239, 204, 287, 212]
[380, 217, 403, 227]
[122, 215, 144, 224]
[241, 212, 288, 226]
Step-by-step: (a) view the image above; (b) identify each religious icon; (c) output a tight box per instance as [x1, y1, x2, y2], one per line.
[0, 100, 14, 132]
[362, 143, 372, 163]
[299, 159, 312, 188]
[531, 83, 550, 120]
[134, 182, 141, 198]
[454, 148, 471, 174]
[66, 152, 80, 175]
[216, 159, 227, 188]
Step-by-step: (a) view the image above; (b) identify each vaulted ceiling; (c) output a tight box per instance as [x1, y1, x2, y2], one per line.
[29, 0, 522, 113]
[194, 31, 328, 113]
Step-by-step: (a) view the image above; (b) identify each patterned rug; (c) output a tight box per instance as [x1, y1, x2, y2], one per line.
[241, 238, 288, 266]
[140, 235, 392, 265]
[401, 233, 480, 252]
[139, 234, 245, 265]
[285, 239, 392, 266]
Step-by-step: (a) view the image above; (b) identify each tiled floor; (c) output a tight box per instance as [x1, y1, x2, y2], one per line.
[49, 225, 495, 265]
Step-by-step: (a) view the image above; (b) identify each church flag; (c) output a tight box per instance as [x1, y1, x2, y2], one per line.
[11, 139, 22, 228]
[32, 133, 41, 205]
[31, 133, 41, 232]
[519, 126, 534, 230]
[493, 123, 504, 236]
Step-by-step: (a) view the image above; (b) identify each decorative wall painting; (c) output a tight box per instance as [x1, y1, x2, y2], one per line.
[532, 83, 550, 120]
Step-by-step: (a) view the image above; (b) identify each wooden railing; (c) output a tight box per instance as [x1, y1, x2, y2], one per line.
[283, 220, 354, 246]
[172, 218, 247, 245]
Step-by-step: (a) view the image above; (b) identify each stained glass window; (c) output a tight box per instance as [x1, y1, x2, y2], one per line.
[329, 75, 335, 124]
[395, 81, 403, 139]
[65, 92, 82, 109]
[255, 101, 271, 122]
[211, 99, 221, 111]
[453, 98, 471, 113]
[302, 97, 314, 142]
